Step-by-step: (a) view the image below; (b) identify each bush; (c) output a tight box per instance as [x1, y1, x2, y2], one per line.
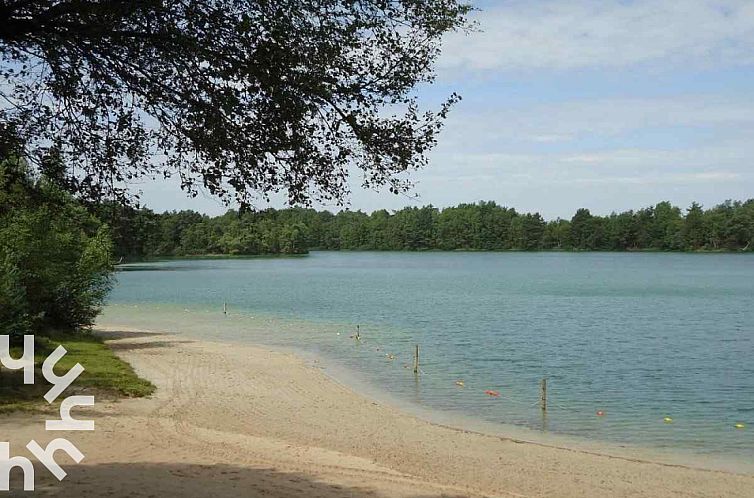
[0, 153, 114, 336]
[0, 256, 32, 337]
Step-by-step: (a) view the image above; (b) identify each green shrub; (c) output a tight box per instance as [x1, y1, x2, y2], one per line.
[0, 152, 114, 336]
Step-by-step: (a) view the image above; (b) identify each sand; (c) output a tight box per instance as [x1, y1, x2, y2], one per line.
[2, 328, 752, 497]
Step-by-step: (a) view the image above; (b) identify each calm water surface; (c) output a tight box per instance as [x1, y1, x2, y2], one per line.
[100, 252, 754, 468]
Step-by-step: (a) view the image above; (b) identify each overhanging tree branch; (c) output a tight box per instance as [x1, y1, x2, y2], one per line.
[1, 0, 471, 208]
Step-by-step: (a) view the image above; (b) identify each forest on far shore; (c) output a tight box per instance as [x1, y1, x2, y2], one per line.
[102, 200, 754, 258]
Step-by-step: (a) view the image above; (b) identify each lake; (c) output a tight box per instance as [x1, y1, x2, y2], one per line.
[100, 251, 754, 468]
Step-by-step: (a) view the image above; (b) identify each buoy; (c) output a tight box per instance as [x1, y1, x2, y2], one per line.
[596, 410, 605, 416]
[455, 380, 465, 387]
[386, 354, 395, 360]
[663, 417, 673, 423]
[734, 423, 745, 429]
[484, 390, 500, 397]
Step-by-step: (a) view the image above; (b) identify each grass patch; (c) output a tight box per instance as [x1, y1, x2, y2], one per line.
[0, 331, 155, 414]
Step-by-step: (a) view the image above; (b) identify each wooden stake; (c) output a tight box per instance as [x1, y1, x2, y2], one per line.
[540, 378, 547, 412]
[413, 344, 419, 374]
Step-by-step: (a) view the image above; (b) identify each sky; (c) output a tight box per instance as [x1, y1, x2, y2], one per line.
[137, 0, 754, 220]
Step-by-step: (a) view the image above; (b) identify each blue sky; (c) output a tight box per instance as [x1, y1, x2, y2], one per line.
[138, 0, 754, 219]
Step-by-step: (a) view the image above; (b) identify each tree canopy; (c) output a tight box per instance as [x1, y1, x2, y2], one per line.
[101, 200, 754, 258]
[0, 0, 470, 206]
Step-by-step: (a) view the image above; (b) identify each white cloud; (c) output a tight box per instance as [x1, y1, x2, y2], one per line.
[556, 146, 748, 168]
[530, 134, 574, 143]
[440, 0, 754, 72]
[437, 95, 754, 147]
[558, 171, 742, 186]
[427, 144, 752, 180]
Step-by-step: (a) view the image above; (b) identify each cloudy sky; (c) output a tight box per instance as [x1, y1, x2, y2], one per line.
[139, 0, 754, 219]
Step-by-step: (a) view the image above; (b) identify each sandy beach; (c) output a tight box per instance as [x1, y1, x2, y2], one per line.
[3, 328, 753, 497]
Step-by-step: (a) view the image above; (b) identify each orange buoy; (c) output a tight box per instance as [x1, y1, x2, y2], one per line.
[596, 410, 605, 416]
[484, 390, 500, 397]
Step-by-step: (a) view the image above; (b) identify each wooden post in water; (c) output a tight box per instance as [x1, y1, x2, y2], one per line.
[413, 344, 419, 374]
[540, 378, 547, 412]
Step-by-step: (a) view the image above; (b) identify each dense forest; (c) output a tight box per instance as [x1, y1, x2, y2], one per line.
[103, 200, 754, 258]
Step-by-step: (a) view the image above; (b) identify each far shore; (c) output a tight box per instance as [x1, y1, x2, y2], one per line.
[116, 248, 754, 264]
[3, 327, 753, 497]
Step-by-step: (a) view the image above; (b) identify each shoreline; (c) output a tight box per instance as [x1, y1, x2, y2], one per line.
[99, 307, 754, 475]
[117, 249, 754, 264]
[5, 326, 751, 497]
[310, 350, 754, 475]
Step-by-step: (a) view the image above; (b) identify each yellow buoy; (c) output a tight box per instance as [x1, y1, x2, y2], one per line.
[734, 423, 745, 429]
[663, 417, 673, 423]
[455, 380, 465, 387]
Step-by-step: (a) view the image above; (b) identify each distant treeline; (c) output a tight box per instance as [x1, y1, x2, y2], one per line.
[100, 200, 754, 258]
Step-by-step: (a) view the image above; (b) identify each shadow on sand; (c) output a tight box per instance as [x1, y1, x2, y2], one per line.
[96, 329, 167, 341]
[12, 462, 482, 498]
[96, 329, 194, 352]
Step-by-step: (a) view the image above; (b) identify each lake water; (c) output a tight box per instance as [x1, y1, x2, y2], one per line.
[99, 252, 754, 470]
